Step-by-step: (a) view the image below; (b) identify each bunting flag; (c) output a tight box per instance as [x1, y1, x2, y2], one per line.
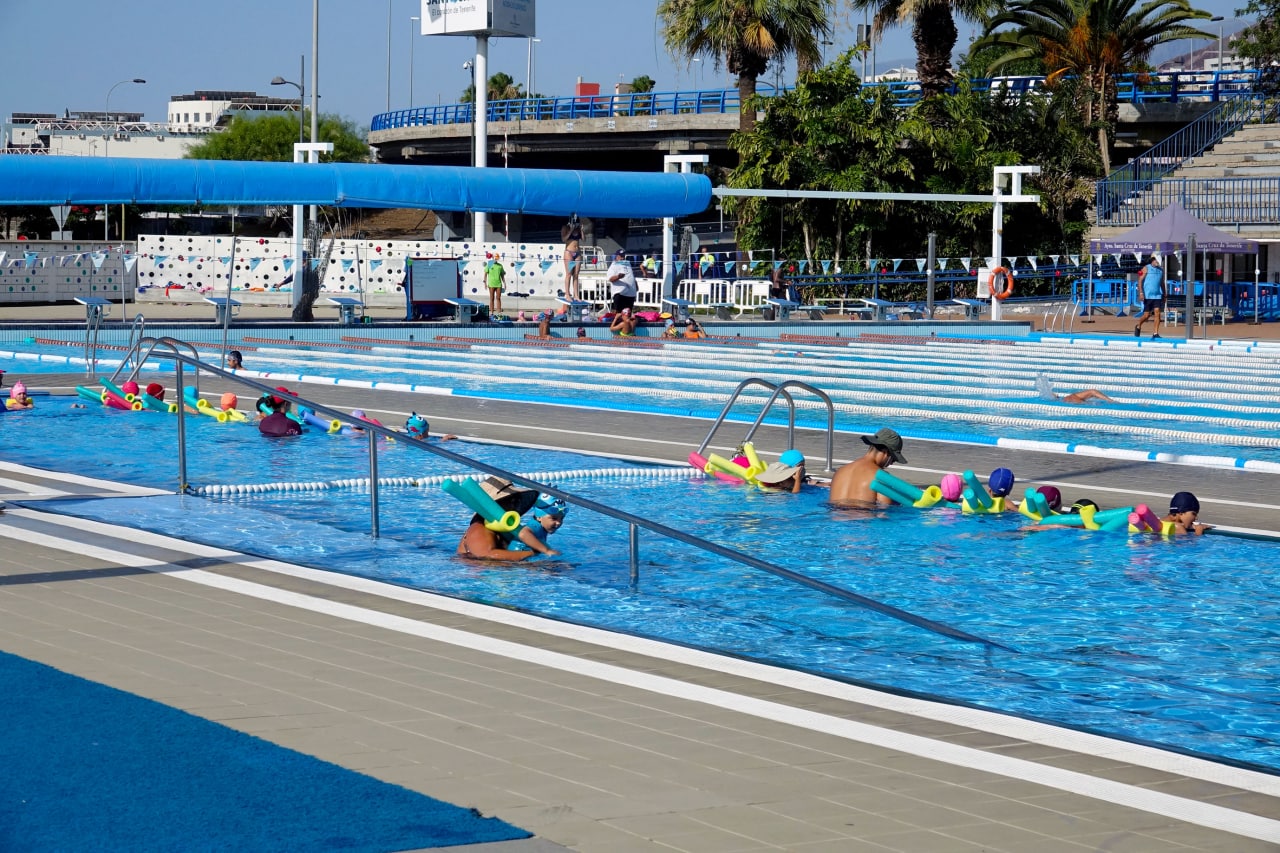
[341, 259, 354, 273]
[915, 257, 926, 270]
[985, 257, 997, 268]
[1132, 252, 1142, 263]
[821, 260, 831, 273]
[59, 255, 74, 267]
[723, 261, 734, 275]
[1091, 255, 1101, 265]
[892, 259, 903, 271]
[282, 258, 295, 274]
[369, 258, 383, 272]
[1005, 256, 1017, 268]
[216, 256, 230, 266]
[773, 260, 784, 270]
[309, 258, 322, 271]
[937, 258, 948, 270]
[89, 251, 107, 270]
[23, 251, 38, 269]
[249, 258, 262, 271]
[39, 257, 49, 267]
[512, 261, 524, 273]
[1050, 255, 1060, 265]
[1070, 254, 1081, 267]
[0, 251, 5, 266]
[154, 255, 168, 265]
[676, 261, 687, 274]
[1028, 257, 1038, 270]
[123, 256, 138, 272]
[537, 260, 552, 272]
[796, 260, 807, 274]
[747, 251, 754, 262]
[700, 260, 712, 275]
[961, 257, 971, 269]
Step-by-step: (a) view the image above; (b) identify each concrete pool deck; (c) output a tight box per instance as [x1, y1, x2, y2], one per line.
[3, 307, 1280, 851]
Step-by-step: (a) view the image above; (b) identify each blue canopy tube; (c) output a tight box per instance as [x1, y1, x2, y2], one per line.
[0, 156, 713, 219]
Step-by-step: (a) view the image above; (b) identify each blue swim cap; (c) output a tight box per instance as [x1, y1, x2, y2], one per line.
[405, 413, 428, 436]
[533, 494, 568, 518]
[779, 449, 805, 467]
[988, 467, 1015, 497]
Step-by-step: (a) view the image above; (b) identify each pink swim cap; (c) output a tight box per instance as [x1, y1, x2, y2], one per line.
[10, 381, 26, 398]
[940, 473, 964, 503]
[220, 392, 238, 410]
[122, 380, 139, 396]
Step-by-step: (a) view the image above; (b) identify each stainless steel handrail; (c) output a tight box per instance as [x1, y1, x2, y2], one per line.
[108, 313, 147, 383]
[696, 378, 836, 474]
[132, 339, 1005, 650]
[116, 335, 202, 396]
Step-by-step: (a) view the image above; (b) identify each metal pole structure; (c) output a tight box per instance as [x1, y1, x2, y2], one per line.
[1185, 234, 1196, 339]
[272, 63, 305, 311]
[103, 78, 145, 241]
[661, 155, 709, 300]
[926, 232, 937, 318]
[310, 0, 320, 234]
[368, 428, 381, 537]
[473, 35, 489, 243]
[526, 37, 540, 97]
[1209, 16, 1225, 72]
[1253, 254, 1261, 325]
[385, 0, 393, 112]
[991, 180, 1004, 321]
[410, 16, 419, 106]
[220, 236, 237, 366]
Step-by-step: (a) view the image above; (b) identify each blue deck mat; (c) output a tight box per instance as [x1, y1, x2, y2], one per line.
[0, 650, 530, 852]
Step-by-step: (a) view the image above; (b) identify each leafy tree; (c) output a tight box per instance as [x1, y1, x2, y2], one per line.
[1234, 0, 1280, 94]
[631, 75, 657, 92]
[658, 0, 831, 134]
[846, 0, 997, 100]
[460, 72, 524, 103]
[972, 0, 1210, 172]
[184, 113, 368, 163]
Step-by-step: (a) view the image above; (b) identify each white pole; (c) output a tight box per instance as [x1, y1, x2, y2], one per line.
[473, 35, 489, 243]
[310, 0, 320, 237]
[385, 0, 392, 112]
[410, 17, 419, 106]
[991, 182, 1004, 321]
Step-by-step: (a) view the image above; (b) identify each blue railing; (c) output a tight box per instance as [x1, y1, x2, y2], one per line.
[1097, 177, 1280, 227]
[1096, 94, 1274, 221]
[371, 71, 1263, 132]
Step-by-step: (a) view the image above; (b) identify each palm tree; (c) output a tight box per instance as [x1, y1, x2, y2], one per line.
[658, 0, 832, 134]
[850, 0, 996, 100]
[460, 72, 524, 103]
[973, 0, 1210, 172]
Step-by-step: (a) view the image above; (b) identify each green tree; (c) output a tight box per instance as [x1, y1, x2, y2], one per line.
[730, 51, 913, 265]
[460, 72, 525, 103]
[630, 75, 657, 92]
[847, 0, 997, 100]
[1234, 0, 1280, 94]
[658, 0, 832, 134]
[184, 113, 368, 163]
[972, 0, 1210, 172]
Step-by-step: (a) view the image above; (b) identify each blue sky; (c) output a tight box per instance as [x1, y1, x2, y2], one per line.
[0, 0, 1252, 130]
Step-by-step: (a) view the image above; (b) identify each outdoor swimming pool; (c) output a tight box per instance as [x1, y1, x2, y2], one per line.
[3, 404, 1278, 773]
[7, 329, 1280, 467]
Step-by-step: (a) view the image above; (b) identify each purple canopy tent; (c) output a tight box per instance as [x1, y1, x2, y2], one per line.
[1089, 203, 1260, 334]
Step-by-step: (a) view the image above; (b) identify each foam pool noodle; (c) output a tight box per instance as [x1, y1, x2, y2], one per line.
[1129, 504, 1163, 534]
[75, 385, 106, 405]
[1100, 512, 1133, 532]
[442, 477, 522, 532]
[184, 390, 229, 422]
[1079, 504, 1101, 530]
[739, 442, 766, 478]
[222, 406, 247, 422]
[100, 378, 135, 404]
[704, 453, 752, 482]
[1017, 488, 1044, 521]
[961, 471, 992, 510]
[101, 388, 138, 411]
[1028, 490, 1052, 518]
[1092, 506, 1135, 525]
[137, 391, 171, 413]
[300, 409, 341, 433]
[912, 484, 943, 508]
[871, 469, 923, 505]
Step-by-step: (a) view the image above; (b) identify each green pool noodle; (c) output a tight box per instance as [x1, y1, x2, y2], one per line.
[442, 477, 521, 532]
[138, 392, 170, 413]
[962, 470, 991, 509]
[75, 385, 106, 404]
[870, 470, 918, 505]
[99, 378, 132, 401]
[1092, 506, 1135, 524]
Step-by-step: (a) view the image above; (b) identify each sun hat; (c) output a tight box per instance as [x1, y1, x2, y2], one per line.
[533, 494, 568, 519]
[478, 477, 539, 515]
[1035, 485, 1062, 511]
[940, 473, 964, 502]
[146, 383, 165, 400]
[988, 467, 1015, 497]
[659, 312, 672, 319]
[1170, 491, 1200, 514]
[779, 449, 805, 468]
[220, 392, 237, 410]
[860, 427, 906, 463]
[755, 461, 800, 485]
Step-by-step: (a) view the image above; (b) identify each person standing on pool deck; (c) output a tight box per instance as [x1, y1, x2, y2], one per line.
[1133, 256, 1165, 338]
[484, 252, 506, 317]
[607, 249, 637, 314]
[829, 427, 907, 507]
[1163, 491, 1208, 535]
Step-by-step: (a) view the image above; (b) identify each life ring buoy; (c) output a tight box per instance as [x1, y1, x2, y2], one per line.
[989, 267, 1014, 300]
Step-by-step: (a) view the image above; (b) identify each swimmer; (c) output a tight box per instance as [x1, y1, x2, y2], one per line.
[145, 383, 166, 402]
[404, 413, 456, 441]
[506, 494, 568, 554]
[1035, 485, 1063, 512]
[226, 350, 243, 370]
[755, 449, 810, 494]
[1164, 491, 1208, 535]
[684, 317, 706, 339]
[609, 308, 636, 337]
[1036, 374, 1114, 404]
[6, 381, 34, 410]
[830, 427, 907, 507]
[122, 380, 140, 398]
[457, 478, 545, 561]
[258, 387, 303, 436]
[219, 392, 240, 415]
[537, 312, 552, 337]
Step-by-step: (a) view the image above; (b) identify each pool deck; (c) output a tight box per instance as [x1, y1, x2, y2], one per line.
[4, 303, 1280, 851]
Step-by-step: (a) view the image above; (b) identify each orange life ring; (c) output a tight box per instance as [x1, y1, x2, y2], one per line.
[989, 266, 1014, 300]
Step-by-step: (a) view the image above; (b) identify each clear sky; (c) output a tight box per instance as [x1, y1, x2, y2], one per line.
[0, 0, 1252, 130]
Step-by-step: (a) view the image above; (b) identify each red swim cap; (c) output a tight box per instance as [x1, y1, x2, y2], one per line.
[146, 383, 165, 400]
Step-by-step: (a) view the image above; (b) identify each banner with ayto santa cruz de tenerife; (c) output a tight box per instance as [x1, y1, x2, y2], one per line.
[421, 0, 534, 37]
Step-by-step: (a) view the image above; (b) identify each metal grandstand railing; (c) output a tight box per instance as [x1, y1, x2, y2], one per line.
[371, 71, 1263, 132]
[1095, 94, 1275, 222]
[1095, 176, 1280, 227]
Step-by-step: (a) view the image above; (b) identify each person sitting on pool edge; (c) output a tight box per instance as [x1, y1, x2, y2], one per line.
[457, 478, 556, 560]
[829, 427, 907, 507]
[1164, 491, 1208, 535]
[258, 387, 303, 437]
[404, 413, 456, 441]
[6, 381, 34, 410]
[610, 308, 637, 337]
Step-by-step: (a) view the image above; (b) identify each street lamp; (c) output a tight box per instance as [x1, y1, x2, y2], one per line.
[103, 77, 145, 240]
[1209, 15, 1225, 73]
[410, 16, 420, 106]
[385, 0, 393, 112]
[526, 37, 541, 98]
[271, 57, 306, 146]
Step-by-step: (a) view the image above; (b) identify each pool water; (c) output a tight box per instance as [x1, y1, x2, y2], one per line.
[4, 404, 1279, 772]
[8, 331, 1280, 465]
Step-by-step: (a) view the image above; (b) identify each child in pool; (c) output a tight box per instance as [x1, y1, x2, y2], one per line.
[7, 381, 34, 410]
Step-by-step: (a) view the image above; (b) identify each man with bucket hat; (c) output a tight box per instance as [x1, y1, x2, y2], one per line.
[830, 427, 907, 507]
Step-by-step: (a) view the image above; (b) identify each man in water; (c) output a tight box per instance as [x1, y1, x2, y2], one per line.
[829, 427, 907, 506]
[1035, 375, 1114, 404]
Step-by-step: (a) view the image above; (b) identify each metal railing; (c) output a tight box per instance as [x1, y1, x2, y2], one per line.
[1097, 176, 1280, 226]
[117, 340, 1002, 649]
[111, 313, 147, 379]
[696, 378, 835, 474]
[1096, 95, 1275, 221]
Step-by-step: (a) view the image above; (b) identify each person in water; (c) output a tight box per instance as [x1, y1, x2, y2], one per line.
[457, 478, 558, 560]
[1035, 374, 1114, 403]
[1164, 491, 1208, 535]
[829, 428, 907, 506]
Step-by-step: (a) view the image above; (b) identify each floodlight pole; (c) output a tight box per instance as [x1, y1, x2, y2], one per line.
[662, 155, 709, 299]
[473, 34, 489, 244]
[990, 165, 1040, 321]
[292, 141, 334, 311]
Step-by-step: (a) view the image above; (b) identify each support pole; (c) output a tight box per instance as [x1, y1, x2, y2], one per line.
[662, 154, 709, 300]
[1185, 233, 1196, 340]
[473, 35, 489, 244]
[926, 232, 937, 318]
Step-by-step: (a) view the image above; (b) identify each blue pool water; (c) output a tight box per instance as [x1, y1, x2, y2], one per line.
[3, 404, 1279, 772]
[7, 331, 1280, 466]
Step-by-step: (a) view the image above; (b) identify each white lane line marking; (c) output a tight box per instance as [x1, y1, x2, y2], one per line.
[3, 512, 1279, 843]
[0, 463, 167, 496]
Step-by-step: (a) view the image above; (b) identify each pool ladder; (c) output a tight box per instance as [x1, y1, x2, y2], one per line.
[696, 378, 836, 474]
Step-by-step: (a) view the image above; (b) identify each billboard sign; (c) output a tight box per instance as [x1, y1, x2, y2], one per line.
[421, 0, 534, 37]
